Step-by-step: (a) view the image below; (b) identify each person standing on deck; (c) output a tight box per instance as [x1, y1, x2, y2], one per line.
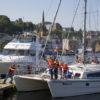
[53, 59, 59, 79]
[3, 64, 16, 84]
[61, 63, 69, 79]
[47, 56, 55, 79]
[27, 64, 32, 74]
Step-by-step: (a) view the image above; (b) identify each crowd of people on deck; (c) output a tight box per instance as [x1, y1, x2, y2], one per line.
[47, 55, 100, 80]
[47, 56, 72, 80]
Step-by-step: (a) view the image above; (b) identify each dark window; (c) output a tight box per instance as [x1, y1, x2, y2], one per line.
[87, 72, 100, 78]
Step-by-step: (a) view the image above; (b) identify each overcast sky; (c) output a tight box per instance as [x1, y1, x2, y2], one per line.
[0, 0, 100, 30]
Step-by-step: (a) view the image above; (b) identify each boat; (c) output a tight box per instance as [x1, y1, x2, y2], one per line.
[47, 64, 100, 97]
[0, 32, 43, 76]
[14, 0, 100, 98]
[14, 69, 50, 91]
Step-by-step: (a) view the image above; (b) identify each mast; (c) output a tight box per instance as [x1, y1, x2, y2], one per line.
[82, 0, 87, 62]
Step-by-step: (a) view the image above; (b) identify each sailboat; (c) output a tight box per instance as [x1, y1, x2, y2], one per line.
[47, 0, 100, 97]
[14, 0, 100, 97]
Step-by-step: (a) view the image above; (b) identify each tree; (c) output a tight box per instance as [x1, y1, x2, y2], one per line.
[51, 23, 62, 39]
[0, 15, 12, 33]
[24, 22, 36, 31]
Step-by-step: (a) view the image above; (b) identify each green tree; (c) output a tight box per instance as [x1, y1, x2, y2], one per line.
[0, 15, 12, 33]
[24, 22, 36, 31]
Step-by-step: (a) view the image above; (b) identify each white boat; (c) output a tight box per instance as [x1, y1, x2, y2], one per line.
[48, 64, 100, 97]
[0, 32, 42, 75]
[14, 69, 50, 91]
[47, 0, 100, 97]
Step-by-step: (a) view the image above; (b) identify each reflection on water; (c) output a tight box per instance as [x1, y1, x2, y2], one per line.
[1, 90, 100, 100]
[53, 93, 100, 100]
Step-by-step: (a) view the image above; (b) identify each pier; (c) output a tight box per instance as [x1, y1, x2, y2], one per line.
[0, 79, 15, 95]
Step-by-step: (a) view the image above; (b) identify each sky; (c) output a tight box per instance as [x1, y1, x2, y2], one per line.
[0, 0, 100, 30]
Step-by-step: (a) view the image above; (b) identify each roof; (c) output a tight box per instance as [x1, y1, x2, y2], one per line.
[4, 42, 41, 50]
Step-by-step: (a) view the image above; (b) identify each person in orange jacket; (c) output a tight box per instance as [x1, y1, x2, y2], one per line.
[53, 59, 59, 79]
[47, 56, 55, 79]
[3, 64, 16, 84]
[60, 63, 68, 79]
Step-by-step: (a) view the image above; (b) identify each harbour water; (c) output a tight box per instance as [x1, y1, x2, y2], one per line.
[1, 90, 100, 100]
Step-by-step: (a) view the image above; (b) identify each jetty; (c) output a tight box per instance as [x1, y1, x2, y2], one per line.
[0, 79, 15, 95]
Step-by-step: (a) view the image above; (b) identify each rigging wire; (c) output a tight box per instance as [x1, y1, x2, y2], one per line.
[45, 0, 54, 17]
[38, 0, 62, 66]
[66, 0, 81, 40]
[61, 0, 81, 59]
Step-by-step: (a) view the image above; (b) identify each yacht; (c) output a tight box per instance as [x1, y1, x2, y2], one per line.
[0, 32, 43, 75]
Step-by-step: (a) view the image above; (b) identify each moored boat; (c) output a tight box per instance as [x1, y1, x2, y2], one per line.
[0, 32, 42, 75]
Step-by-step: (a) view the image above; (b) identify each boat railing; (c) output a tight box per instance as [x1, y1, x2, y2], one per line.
[15, 66, 47, 75]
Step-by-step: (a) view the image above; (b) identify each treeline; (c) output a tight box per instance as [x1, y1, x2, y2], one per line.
[0, 15, 36, 35]
[0, 15, 83, 41]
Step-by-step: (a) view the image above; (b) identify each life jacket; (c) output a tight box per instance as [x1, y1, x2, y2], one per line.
[59, 63, 63, 70]
[8, 65, 16, 74]
[54, 60, 59, 68]
[62, 64, 68, 71]
[47, 59, 54, 68]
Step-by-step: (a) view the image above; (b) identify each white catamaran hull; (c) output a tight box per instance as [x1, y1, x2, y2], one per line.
[47, 79, 100, 97]
[14, 75, 49, 92]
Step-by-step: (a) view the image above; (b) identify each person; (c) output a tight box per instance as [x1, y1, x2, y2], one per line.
[3, 64, 16, 84]
[59, 61, 64, 78]
[47, 56, 55, 79]
[95, 57, 99, 64]
[27, 64, 32, 74]
[91, 59, 96, 64]
[53, 59, 59, 79]
[60, 63, 68, 79]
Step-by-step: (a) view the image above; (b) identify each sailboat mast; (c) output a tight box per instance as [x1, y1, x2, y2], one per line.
[82, 0, 87, 62]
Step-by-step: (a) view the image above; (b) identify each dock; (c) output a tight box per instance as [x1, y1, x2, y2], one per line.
[0, 79, 16, 95]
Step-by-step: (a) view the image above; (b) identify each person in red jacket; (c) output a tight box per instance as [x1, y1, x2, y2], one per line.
[3, 64, 16, 84]
[47, 56, 55, 79]
[60, 63, 68, 79]
[53, 59, 59, 79]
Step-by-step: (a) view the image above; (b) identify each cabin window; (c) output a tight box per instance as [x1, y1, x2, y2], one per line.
[18, 36, 34, 43]
[3, 49, 15, 55]
[25, 50, 30, 56]
[87, 72, 100, 78]
[29, 50, 36, 56]
[17, 50, 24, 55]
